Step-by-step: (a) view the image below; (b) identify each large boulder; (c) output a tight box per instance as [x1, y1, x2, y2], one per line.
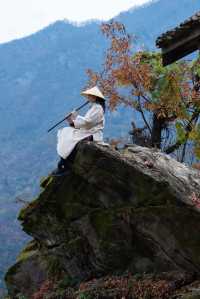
[5, 142, 200, 298]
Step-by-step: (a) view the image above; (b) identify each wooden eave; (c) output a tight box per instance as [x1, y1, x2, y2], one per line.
[156, 12, 200, 66]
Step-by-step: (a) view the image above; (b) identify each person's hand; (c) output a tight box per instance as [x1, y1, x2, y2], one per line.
[66, 115, 73, 124]
[70, 110, 78, 121]
[65, 110, 78, 126]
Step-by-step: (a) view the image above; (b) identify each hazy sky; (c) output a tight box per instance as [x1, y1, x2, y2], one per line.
[0, 0, 151, 43]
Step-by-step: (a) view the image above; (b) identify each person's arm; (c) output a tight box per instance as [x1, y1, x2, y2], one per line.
[73, 105, 103, 129]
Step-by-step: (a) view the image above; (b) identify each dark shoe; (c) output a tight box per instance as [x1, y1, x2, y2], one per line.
[51, 156, 72, 177]
[51, 167, 70, 177]
[57, 157, 66, 169]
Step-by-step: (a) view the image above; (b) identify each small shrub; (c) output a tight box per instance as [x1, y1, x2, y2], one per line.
[32, 280, 54, 299]
[77, 293, 92, 299]
[58, 276, 78, 289]
[17, 294, 28, 299]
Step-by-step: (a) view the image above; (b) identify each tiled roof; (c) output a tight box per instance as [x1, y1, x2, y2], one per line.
[156, 11, 200, 48]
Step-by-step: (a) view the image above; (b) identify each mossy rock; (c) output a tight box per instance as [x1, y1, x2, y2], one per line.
[5, 143, 200, 297]
[40, 175, 53, 189]
[17, 240, 38, 262]
[5, 250, 48, 298]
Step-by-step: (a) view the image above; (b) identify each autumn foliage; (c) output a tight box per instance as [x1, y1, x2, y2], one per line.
[85, 20, 200, 163]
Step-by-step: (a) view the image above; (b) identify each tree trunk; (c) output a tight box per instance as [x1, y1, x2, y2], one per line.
[151, 113, 165, 149]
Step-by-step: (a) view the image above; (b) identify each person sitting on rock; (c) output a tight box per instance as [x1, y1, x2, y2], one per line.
[52, 86, 106, 176]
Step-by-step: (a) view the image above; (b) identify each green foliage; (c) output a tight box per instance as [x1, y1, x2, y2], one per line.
[191, 52, 200, 77]
[176, 122, 187, 144]
[77, 292, 92, 299]
[58, 276, 78, 289]
[138, 52, 187, 112]
[16, 294, 28, 299]
[190, 124, 200, 159]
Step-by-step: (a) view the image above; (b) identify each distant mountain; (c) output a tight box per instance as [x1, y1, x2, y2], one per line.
[0, 0, 200, 293]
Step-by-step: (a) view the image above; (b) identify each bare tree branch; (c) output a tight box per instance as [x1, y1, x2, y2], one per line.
[137, 96, 152, 135]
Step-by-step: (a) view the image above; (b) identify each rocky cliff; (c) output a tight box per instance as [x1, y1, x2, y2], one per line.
[5, 142, 200, 298]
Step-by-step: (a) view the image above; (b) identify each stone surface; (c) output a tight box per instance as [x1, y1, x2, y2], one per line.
[5, 142, 200, 297]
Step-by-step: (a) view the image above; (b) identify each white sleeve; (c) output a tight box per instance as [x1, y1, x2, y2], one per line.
[74, 105, 103, 129]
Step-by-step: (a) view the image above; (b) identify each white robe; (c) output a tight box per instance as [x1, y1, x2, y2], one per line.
[57, 103, 105, 159]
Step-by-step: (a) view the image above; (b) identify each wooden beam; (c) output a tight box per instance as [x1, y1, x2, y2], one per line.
[162, 37, 200, 66]
[161, 27, 200, 66]
[156, 12, 200, 66]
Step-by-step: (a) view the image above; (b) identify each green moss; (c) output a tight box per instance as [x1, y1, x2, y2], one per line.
[90, 209, 115, 240]
[40, 175, 53, 189]
[77, 292, 92, 299]
[18, 197, 39, 221]
[42, 255, 64, 277]
[17, 240, 38, 262]
[89, 209, 134, 271]
[56, 202, 89, 222]
[17, 250, 37, 263]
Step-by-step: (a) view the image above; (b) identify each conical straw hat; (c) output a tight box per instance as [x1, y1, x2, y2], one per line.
[81, 86, 106, 100]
